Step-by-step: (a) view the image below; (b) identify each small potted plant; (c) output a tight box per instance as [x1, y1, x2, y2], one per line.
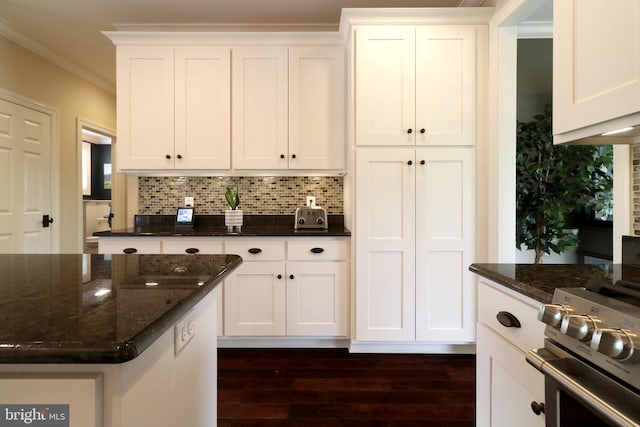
[224, 186, 243, 232]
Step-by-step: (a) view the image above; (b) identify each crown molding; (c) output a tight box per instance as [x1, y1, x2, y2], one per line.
[339, 7, 494, 41]
[517, 21, 552, 39]
[0, 18, 115, 94]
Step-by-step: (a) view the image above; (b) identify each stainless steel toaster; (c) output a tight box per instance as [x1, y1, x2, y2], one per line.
[294, 206, 328, 230]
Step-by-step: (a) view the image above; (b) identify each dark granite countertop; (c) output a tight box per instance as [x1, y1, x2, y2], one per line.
[95, 214, 351, 238]
[469, 263, 617, 303]
[0, 253, 241, 364]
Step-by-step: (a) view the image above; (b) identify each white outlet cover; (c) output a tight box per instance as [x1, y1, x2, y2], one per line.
[184, 196, 194, 207]
[174, 310, 195, 355]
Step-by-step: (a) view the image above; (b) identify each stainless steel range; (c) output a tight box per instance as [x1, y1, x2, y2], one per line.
[527, 278, 640, 426]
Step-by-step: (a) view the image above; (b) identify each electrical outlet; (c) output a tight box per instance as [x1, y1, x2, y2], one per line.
[184, 196, 194, 207]
[174, 311, 195, 355]
[306, 196, 316, 207]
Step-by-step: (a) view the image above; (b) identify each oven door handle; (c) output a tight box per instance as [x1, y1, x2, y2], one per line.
[527, 347, 639, 426]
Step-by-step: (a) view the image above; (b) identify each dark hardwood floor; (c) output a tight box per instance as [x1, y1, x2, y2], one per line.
[218, 348, 475, 427]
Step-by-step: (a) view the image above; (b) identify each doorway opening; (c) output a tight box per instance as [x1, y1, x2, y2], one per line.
[80, 125, 113, 253]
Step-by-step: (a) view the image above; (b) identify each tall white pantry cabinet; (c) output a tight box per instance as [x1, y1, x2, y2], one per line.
[350, 14, 488, 350]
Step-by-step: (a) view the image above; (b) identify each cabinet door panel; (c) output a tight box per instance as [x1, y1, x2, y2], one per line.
[286, 262, 348, 336]
[289, 47, 345, 169]
[476, 324, 545, 427]
[116, 46, 174, 170]
[554, 0, 640, 136]
[175, 47, 230, 169]
[416, 27, 476, 146]
[355, 27, 416, 146]
[355, 148, 415, 340]
[415, 147, 475, 341]
[224, 261, 285, 336]
[232, 47, 288, 169]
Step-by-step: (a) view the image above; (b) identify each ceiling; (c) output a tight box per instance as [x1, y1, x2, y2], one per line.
[0, 0, 488, 93]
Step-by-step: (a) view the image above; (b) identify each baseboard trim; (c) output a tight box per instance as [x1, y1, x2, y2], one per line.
[348, 341, 476, 354]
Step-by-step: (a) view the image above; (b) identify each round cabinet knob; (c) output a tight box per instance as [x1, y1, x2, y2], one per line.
[530, 401, 545, 416]
[316, 217, 324, 225]
[298, 218, 305, 225]
[420, 128, 426, 134]
[407, 128, 413, 134]
[537, 304, 572, 328]
[277, 274, 283, 280]
[420, 160, 425, 165]
[291, 154, 297, 159]
[591, 328, 637, 361]
[165, 154, 171, 160]
[560, 315, 602, 342]
[280, 154, 286, 159]
[289, 274, 295, 280]
[407, 160, 413, 165]
[177, 154, 182, 159]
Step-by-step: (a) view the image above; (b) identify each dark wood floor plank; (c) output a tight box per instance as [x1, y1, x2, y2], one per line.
[218, 348, 475, 426]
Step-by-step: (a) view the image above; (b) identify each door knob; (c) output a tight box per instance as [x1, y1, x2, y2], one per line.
[42, 215, 54, 228]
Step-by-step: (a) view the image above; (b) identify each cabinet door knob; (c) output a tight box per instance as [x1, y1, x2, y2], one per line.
[177, 154, 182, 159]
[248, 248, 262, 254]
[277, 274, 283, 280]
[530, 401, 545, 416]
[123, 248, 138, 254]
[420, 128, 426, 134]
[289, 274, 295, 280]
[291, 154, 297, 159]
[310, 247, 325, 254]
[185, 247, 199, 254]
[165, 154, 171, 159]
[407, 160, 413, 165]
[280, 154, 286, 159]
[407, 128, 413, 134]
[420, 160, 426, 165]
[497, 311, 521, 328]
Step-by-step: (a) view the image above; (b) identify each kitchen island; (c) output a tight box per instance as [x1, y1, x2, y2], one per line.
[0, 253, 241, 427]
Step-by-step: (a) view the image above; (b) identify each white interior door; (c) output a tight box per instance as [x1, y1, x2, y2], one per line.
[0, 97, 53, 253]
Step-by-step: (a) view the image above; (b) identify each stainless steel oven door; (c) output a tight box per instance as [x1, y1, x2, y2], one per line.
[526, 341, 640, 427]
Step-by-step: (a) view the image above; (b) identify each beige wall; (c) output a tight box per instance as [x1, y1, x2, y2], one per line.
[0, 35, 116, 252]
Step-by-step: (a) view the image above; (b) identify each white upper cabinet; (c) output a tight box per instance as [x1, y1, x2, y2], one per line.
[231, 47, 289, 170]
[175, 47, 231, 169]
[232, 46, 346, 170]
[355, 26, 476, 146]
[116, 46, 231, 170]
[554, 0, 640, 143]
[289, 47, 346, 170]
[106, 32, 346, 172]
[116, 46, 175, 170]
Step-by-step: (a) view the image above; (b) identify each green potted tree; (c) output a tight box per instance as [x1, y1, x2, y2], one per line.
[224, 186, 242, 232]
[516, 104, 613, 263]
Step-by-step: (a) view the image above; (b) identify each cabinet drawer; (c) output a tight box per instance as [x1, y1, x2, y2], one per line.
[287, 240, 348, 261]
[477, 279, 545, 353]
[161, 238, 223, 254]
[98, 237, 161, 254]
[225, 240, 285, 261]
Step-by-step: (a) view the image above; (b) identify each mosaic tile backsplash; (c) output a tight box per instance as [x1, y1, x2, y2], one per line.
[138, 176, 344, 215]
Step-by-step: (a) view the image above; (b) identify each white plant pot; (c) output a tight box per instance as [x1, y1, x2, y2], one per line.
[225, 209, 243, 232]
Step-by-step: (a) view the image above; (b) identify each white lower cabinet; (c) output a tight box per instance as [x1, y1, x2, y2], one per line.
[98, 235, 350, 340]
[354, 147, 475, 344]
[476, 278, 546, 427]
[223, 238, 349, 337]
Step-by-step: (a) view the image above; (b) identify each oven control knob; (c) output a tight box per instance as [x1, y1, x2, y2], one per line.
[560, 315, 602, 342]
[537, 304, 572, 328]
[298, 218, 305, 225]
[591, 328, 637, 361]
